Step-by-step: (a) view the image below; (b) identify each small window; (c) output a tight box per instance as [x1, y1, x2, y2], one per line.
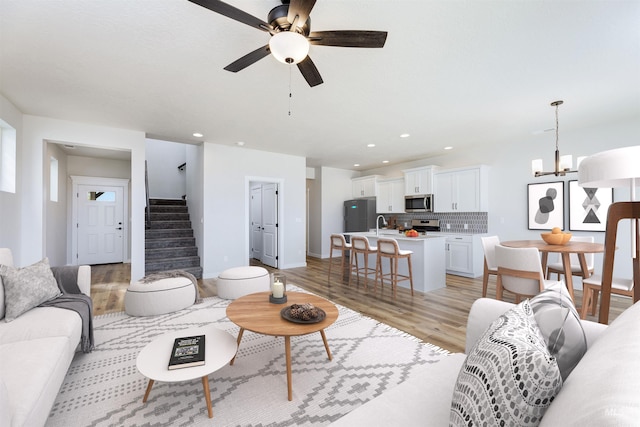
[0, 121, 17, 193]
[87, 191, 116, 202]
[50, 156, 59, 202]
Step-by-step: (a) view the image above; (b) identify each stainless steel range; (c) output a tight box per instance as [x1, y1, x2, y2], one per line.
[411, 219, 440, 234]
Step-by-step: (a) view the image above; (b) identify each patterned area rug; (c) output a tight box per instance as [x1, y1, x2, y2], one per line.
[46, 289, 450, 426]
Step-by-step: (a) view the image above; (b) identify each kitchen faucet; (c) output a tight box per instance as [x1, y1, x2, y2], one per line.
[376, 215, 388, 236]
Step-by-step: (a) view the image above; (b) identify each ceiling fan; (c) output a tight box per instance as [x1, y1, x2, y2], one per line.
[188, 0, 388, 87]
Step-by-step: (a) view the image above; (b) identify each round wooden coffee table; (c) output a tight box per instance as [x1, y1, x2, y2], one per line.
[226, 291, 339, 401]
[136, 325, 237, 418]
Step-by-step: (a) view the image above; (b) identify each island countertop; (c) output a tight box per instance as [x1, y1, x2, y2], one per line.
[341, 232, 446, 293]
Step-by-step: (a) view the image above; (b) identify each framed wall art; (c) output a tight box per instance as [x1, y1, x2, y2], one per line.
[527, 181, 564, 230]
[569, 180, 614, 231]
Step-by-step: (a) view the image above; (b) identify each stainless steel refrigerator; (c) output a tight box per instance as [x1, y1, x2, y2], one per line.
[344, 199, 377, 232]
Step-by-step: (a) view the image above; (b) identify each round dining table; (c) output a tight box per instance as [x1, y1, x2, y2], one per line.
[501, 239, 605, 302]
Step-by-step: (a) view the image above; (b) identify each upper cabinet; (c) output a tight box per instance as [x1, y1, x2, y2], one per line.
[434, 165, 489, 212]
[376, 178, 405, 213]
[402, 166, 438, 195]
[351, 175, 380, 199]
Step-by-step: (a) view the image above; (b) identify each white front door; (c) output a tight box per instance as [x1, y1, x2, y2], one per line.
[261, 183, 278, 268]
[77, 184, 125, 264]
[250, 185, 263, 260]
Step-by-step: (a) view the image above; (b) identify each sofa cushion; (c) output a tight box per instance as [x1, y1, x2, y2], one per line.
[0, 306, 82, 347]
[450, 300, 562, 426]
[540, 299, 640, 426]
[530, 284, 587, 380]
[0, 258, 62, 321]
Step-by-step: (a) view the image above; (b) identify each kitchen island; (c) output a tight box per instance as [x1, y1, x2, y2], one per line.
[343, 231, 446, 294]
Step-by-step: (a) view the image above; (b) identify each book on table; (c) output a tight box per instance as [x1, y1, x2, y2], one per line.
[168, 335, 205, 370]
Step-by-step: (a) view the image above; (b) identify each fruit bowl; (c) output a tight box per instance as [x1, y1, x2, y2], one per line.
[541, 232, 572, 245]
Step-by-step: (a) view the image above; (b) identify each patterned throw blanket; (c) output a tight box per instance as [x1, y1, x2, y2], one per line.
[139, 269, 203, 304]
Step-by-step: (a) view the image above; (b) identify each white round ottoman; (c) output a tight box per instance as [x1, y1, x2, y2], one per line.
[217, 266, 270, 300]
[125, 277, 196, 316]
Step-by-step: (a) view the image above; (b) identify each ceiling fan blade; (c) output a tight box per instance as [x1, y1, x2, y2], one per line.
[308, 30, 388, 48]
[297, 56, 323, 87]
[188, 0, 272, 32]
[287, 0, 317, 29]
[223, 45, 271, 72]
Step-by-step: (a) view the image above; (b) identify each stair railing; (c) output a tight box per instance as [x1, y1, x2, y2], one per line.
[145, 161, 151, 228]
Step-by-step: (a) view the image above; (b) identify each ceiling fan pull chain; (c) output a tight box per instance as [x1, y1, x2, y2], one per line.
[288, 64, 293, 116]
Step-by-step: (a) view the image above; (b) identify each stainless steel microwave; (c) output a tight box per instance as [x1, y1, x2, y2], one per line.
[404, 194, 434, 212]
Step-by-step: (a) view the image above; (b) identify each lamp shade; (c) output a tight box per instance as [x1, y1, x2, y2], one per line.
[578, 146, 640, 189]
[269, 32, 309, 64]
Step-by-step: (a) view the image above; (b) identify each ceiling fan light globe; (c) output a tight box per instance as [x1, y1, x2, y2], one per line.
[269, 31, 309, 64]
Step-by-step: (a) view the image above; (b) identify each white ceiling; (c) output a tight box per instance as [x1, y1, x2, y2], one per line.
[1, 0, 639, 170]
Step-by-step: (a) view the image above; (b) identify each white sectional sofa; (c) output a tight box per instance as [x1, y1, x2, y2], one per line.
[331, 297, 640, 426]
[0, 248, 91, 427]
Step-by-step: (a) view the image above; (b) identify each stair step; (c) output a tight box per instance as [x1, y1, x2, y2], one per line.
[145, 256, 201, 271]
[146, 228, 193, 239]
[149, 199, 186, 206]
[147, 220, 192, 230]
[146, 237, 196, 249]
[146, 247, 198, 260]
[148, 205, 188, 214]
[149, 212, 190, 221]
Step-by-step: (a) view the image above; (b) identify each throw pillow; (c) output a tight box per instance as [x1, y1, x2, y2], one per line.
[0, 258, 62, 322]
[450, 300, 562, 427]
[529, 285, 587, 380]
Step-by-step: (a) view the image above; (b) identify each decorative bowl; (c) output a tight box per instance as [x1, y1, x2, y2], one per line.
[541, 232, 572, 245]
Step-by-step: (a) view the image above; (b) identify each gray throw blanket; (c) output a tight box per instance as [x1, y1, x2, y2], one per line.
[140, 269, 203, 304]
[40, 266, 94, 353]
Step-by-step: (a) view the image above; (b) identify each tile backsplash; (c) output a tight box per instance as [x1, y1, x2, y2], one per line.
[385, 212, 488, 234]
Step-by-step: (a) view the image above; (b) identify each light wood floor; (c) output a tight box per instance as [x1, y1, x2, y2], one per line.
[90, 256, 632, 353]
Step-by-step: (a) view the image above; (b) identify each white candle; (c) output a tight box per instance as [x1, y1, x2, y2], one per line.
[272, 281, 284, 298]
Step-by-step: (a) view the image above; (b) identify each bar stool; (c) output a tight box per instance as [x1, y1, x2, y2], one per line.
[349, 236, 378, 289]
[328, 234, 351, 281]
[375, 238, 413, 298]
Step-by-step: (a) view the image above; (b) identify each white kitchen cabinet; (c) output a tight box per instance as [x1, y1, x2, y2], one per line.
[402, 166, 438, 195]
[444, 234, 484, 278]
[376, 178, 405, 213]
[351, 175, 379, 199]
[434, 165, 488, 212]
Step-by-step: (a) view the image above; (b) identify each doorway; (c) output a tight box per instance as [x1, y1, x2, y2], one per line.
[250, 181, 279, 268]
[71, 176, 129, 265]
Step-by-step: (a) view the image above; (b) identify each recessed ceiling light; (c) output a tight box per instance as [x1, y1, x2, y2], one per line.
[444, 146, 453, 150]
[400, 133, 410, 138]
[236, 141, 245, 146]
[382, 160, 389, 164]
[354, 163, 360, 167]
[193, 132, 203, 138]
[367, 143, 375, 148]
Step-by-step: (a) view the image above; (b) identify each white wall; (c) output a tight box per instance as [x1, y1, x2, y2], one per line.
[319, 167, 356, 258]
[0, 95, 23, 263]
[306, 175, 321, 257]
[201, 143, 306, 278]
[44, 143, 68, 267]
[186, 143, 204, 265]
[21, 115, 146, 280]
[146, 138, 187, 199]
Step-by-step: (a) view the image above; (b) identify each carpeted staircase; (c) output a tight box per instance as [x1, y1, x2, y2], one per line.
[145, 198, 202, 279]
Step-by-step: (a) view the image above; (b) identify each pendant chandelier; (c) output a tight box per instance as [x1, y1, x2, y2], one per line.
[531, 100, 579, 177]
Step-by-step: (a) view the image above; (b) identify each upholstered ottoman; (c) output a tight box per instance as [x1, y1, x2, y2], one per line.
[125, 276, 196, 316]
[217, 266, 270, 300]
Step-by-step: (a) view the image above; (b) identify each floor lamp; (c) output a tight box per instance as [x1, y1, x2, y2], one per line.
[578, 145, 640, 323]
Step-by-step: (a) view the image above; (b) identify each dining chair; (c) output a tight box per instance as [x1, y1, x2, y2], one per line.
[591, 201, 640, 324]
[546, 235, 595, 282]
[327, 234, 351, 281]
[580, 275, 634, 319]
[480, 236, 500, 297]
[495, 244, 562, 302]
[349, 236, 378, 289]
[375, 237, 413, 298]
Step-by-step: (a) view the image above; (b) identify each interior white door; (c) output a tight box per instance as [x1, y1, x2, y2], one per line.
[77, 184, 124, 264]
[261, 183, 278, 268]
[250, 185, 263, 260]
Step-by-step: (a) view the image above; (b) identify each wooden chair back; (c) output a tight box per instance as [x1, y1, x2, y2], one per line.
[495, 245, 546, 301]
